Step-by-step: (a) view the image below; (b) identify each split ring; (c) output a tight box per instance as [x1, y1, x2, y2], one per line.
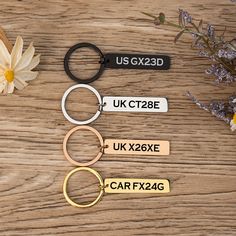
[63, 126, 104, 166]
[64, 42, 105, 84]
[61, 84, 102, 125]
[63, 167, 104, 208]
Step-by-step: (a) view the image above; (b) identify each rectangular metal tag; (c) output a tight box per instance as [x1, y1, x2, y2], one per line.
[102, 96, 168, 112]
[104, 53, 170, 70]
[104, 178, 170, 193]
[104, 139, 169, 155]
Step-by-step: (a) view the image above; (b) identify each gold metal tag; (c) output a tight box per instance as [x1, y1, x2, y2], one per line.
[104, 178, 170, 193]
[104, 139, 169, 155]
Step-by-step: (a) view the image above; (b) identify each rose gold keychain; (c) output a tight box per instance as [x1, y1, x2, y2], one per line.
[63, 126, 170, 166]
[63, 167, 170, 208]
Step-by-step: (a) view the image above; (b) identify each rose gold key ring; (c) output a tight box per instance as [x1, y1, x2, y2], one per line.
[64, 126, 170, 166]
[63, 126, 104, 166]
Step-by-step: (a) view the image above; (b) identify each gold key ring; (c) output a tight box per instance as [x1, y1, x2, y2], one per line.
[63, 167, 104, 208]
[63, 126, 104, 166]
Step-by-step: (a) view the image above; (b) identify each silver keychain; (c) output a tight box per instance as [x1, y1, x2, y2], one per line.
[61, 84, 168, 125]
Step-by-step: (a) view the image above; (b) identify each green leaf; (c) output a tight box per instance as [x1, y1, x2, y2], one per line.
[174, 30, 185, 43]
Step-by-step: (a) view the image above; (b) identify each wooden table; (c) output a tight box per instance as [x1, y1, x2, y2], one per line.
[0, 0, 236, 235]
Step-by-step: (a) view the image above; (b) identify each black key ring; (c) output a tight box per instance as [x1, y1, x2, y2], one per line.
[64, 42, 171, 84]
[64, 42, 105, 84]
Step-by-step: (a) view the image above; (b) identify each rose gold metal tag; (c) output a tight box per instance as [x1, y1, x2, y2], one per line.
[104, 178, 170, 193]
[104, 139, 169, 155]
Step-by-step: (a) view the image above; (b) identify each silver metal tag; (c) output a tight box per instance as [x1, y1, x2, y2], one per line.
[102, 96, 168, 112]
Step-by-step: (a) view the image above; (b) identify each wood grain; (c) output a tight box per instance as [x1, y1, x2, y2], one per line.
[0, 0, 236, 235]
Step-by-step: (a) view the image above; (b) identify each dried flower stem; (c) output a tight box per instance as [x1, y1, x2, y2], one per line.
[142, 11, 236, 76]
[186, 91, 232, 124]
[0, 27, 12, 52]
[142, 10, 236, 131]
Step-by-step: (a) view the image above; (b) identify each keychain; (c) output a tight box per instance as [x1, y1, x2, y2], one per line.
[64, 42, 171, 84]
[61, 84, 168, 125]
[63, 167, 170, 208]
[63, 126, 170, 166]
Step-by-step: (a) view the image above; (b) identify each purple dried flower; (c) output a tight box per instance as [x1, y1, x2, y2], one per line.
[179, 9, 192, 26]
[143, 10, 236, 131]
[227, 51, 236, 59]
[209, 101, 226, 114]
[218, 49, 236, 60]
[228, 95, 236, 113]
[218, 49, 226, 57]
[186, 92, 233, 125]
[225, 73, 236, 83]
[205, 64, 236, 83]
[194, 40, 207, 50]
[206, 24, 215, 39]
[199, 51, 209, 57]
[144, 10, 236, 84]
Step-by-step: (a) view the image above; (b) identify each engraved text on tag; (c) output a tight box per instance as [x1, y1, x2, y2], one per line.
[104, 139, 170, 155]
[102, 96, 168, 112]
[104, 178, 170, 193]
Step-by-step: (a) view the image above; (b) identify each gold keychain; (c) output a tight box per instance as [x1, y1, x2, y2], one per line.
[63, 126, 170, 166]
[63, 167, 170, 208]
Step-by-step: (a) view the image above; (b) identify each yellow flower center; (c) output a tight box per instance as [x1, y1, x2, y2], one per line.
[4, 69, 14, 83]
[233, 113, 236, 124]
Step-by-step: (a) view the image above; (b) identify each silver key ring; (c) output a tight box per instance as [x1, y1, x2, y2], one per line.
[62, 84, 168, 125]
[61, 84, 102, 125]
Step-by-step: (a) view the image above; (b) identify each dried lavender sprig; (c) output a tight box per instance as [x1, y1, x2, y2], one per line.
[142, 10, 236, 83]
[206, 64, 236, 83]
[186, 91, 209, 112]
[179, 9, 192, 26]
[218, 49, 236, 60]
[142, 10, 236, 131]
[186, 91, 232, 124]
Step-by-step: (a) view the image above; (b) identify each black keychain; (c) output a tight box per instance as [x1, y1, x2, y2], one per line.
[64, 42, 171, 84]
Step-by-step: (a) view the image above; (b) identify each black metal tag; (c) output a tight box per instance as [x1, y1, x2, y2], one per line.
[104, 53, 170, 70]
[64, 43, 171, 84]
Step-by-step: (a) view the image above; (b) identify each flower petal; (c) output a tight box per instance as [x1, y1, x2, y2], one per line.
[14, 42, 35, 72]
[230, 124, 236, 131]
[3, 82, 14, 94]
[0, 63, 6, 71]
[0, 66, 5, 74]
[11, 36, 23, 69]
[15, 70, 38, 81]
[0, 80, 6, 93]
[23, 54, 40, 71]
[14, 77, 28, 90]
[8, 82, 14, 93]
[0, 39, 10, 68]
[0, 75, 4, 83]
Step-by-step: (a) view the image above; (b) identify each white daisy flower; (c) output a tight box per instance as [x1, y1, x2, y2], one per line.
[230, 113, 236, 131]
[0, 36, 40, 94]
